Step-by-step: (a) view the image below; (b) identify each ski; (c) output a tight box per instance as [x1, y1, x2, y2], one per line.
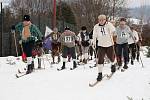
[36, 68, 45, 70]
[6, 62, 16, 65]
[117, 66, 122, 70]
[89, 66, 92, 68]
[77, 62, 85, 65]
[89, 81, 101, 87]
[18, 69, 25, 74]
[121, 68, 127, 72]
[89, 65, 96, 68]
[17, 67, 45, 74]
[106, 72, 115, 79]
[57, 68, 66, 71]
[89, 74, 107, 87]
[89, 63, 96, 68]
[15, 73, 29, 78]
[70, 67, 77, 70]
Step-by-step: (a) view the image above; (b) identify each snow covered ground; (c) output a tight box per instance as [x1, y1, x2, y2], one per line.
[0, 48, 150, 100]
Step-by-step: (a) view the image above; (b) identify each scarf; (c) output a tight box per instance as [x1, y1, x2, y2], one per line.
[22, 23, 31, 40]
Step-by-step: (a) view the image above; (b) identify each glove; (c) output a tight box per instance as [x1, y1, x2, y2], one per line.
[35, 37, 38, 42]
[11, 25, 15, 30]
[36, 40, 43, 47]
[92, 44, 96, 50]
[11, 25, 16, 33]
[19, 40, 22, 45]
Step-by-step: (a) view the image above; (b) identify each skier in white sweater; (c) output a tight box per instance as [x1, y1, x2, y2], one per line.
[128, 26, 139, 65]
[93, 14, 116, 81]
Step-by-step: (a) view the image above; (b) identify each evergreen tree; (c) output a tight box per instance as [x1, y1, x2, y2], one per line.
[57, 2, 76, 25]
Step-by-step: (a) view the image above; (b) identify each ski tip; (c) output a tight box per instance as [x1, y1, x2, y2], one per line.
[70, 68, 76, 70]
[15, 74, 19, 78]
[121, 69, 125, 72]
[57, 68, 63, 71]
[18, 69, 21, 73]
[89, 81, 100, 87]
[70, 68, 73, 70]
[89, 66, 92, 68]
[89, 83, 94, 87]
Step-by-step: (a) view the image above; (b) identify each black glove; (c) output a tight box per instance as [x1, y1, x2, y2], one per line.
[11, 25, 15, 30]
[11, 25, 16, 33]
[36, 40, 43, 47]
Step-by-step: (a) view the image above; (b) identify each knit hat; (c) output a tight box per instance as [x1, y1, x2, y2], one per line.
[120, 17, 126, 22]
[23, 15, 30, 21]
[81, 26, 87, 30]
[65, 26, 70, 30]
[98, 14, 107, 20]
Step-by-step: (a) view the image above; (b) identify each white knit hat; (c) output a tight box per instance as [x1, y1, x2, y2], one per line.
[98, 14, 106, 20]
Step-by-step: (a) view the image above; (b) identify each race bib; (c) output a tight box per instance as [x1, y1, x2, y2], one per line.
[84, 35, 89, 41]
[53, 34, 58, 40]
[121, 32, 127, 38]
[100, 27, 108, 36]
[65, 36, 72, 42]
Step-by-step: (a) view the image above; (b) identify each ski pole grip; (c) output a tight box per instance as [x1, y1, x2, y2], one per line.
[11, 25, 16, 33]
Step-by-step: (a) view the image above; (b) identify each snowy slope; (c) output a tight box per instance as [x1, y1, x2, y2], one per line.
[0, 49, 150, 100]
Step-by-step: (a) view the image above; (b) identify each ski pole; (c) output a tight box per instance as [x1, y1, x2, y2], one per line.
[20, 44, 27, 62]
[41, 47, 52, 68]
[129, 31, 144, 68]
[109, 33, 118, 66]
[11, 29, 19, 57]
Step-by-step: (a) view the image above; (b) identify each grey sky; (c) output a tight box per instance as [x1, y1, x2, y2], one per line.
[127, 0, 150, 8]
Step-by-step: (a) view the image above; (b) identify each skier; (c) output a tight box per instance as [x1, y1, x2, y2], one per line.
[115, 18, 133, 70]
[49, 27, 61, 64]
[58, 27, 78, 70]
[92, 14, 116, 81]
[88, 30, 95, 60]
[110, 20, 120, 65]
[78, 26, 90, 64]
[75, 31, 82, 61]
[12, 15, 43, 74]
[136, 29, 142, 62]
[128, 26, 139, 65]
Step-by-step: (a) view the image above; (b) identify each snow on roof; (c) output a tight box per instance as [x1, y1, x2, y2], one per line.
[127, 18, 141, 25]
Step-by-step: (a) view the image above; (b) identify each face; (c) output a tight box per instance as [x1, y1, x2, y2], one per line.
[23, 21, 30, 26]
[98, 18, 106, 25]
[53, 28, 58, 33]
[119, 21, 126, 28]
[82, 30, 86, 33]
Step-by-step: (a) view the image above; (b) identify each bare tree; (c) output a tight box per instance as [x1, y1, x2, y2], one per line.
[71, 0, 126, 31]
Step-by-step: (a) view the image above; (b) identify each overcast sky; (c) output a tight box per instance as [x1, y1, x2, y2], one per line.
[127, 0, 150, 8]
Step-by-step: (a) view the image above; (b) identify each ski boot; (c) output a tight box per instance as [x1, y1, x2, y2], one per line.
[123, 64, 128, 69]
[83, 59, 87, 64]
[97, 73, 102, 81]
[121, 64, 128, 72]
[131, 60, 134, 65]
[73, 61, 77, 69]
[58, 56, 61, 63]
[111, 65, 116, 73]
[38, 58, 41, 69]
[60, 62, 66, 70]
[90, 56, 92, 60]
[26, 64, 32, 74]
